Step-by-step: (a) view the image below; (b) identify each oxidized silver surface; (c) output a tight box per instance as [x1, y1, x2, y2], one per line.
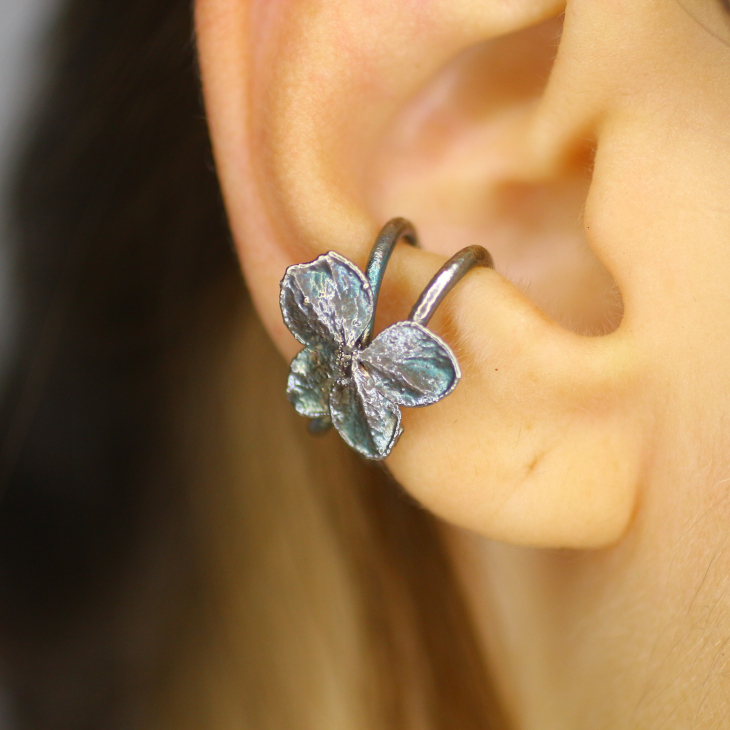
[280, 251, 460, 460]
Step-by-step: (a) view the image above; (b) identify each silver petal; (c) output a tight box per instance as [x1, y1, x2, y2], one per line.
[358, 321, 460, 407]
[286, 347, 335, 418]
[280, 252, 374, 350]
[329, 366, 402, 460]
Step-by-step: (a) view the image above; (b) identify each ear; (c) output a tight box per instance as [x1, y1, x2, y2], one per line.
[194, 0, 650, 548]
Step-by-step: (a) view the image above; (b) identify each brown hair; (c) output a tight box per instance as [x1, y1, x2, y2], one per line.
[0, 0, 507, 728]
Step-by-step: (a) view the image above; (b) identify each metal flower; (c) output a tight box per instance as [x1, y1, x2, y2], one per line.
[280, 251, 460, 460]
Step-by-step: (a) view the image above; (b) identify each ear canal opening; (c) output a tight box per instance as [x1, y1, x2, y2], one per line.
[366, 14, 624, 336]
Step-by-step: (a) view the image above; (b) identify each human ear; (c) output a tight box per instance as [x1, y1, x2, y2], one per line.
[194, 0, 654, 548]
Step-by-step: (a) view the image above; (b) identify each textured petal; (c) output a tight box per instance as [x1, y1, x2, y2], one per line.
[280, 252, 373, 350]
[286, 347, 335, 418]
[330, 368, 402, 460]
[358, 321, 460, 407]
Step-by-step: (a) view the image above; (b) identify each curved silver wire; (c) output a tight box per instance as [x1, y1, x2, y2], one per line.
[361, 217, 419, 346]
[408, 245, 493, 327]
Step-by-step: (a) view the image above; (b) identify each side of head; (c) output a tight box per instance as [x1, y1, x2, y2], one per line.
[196, 0, 730, 725]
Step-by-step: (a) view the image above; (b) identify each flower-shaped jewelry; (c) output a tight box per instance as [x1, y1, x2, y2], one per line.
[279, 219, 493, 460]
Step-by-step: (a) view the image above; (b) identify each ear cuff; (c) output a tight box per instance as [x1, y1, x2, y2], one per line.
[279, 218, 494, 460]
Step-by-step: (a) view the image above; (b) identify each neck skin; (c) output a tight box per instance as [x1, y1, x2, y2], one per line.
[449, 482, 730, 730]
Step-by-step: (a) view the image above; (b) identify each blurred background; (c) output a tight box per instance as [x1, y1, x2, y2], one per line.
[0, 1, 57, 725]
[0, 0, 56, 381]
[0, 0, 239, 725]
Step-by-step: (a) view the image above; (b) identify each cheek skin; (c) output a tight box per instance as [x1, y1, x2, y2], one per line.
[574, 0, 730, 458]
[457, 2, 730, 727]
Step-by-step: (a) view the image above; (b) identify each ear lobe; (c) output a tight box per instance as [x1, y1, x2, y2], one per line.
[196, 0, 646, 548]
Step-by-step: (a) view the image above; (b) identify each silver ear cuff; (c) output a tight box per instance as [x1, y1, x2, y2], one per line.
[279, 218, 494, 460]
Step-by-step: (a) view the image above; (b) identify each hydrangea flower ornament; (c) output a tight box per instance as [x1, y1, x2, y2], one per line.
[279, 219, 493, 460]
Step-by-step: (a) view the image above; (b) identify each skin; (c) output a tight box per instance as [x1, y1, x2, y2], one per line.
[196, 0, 730, 726]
